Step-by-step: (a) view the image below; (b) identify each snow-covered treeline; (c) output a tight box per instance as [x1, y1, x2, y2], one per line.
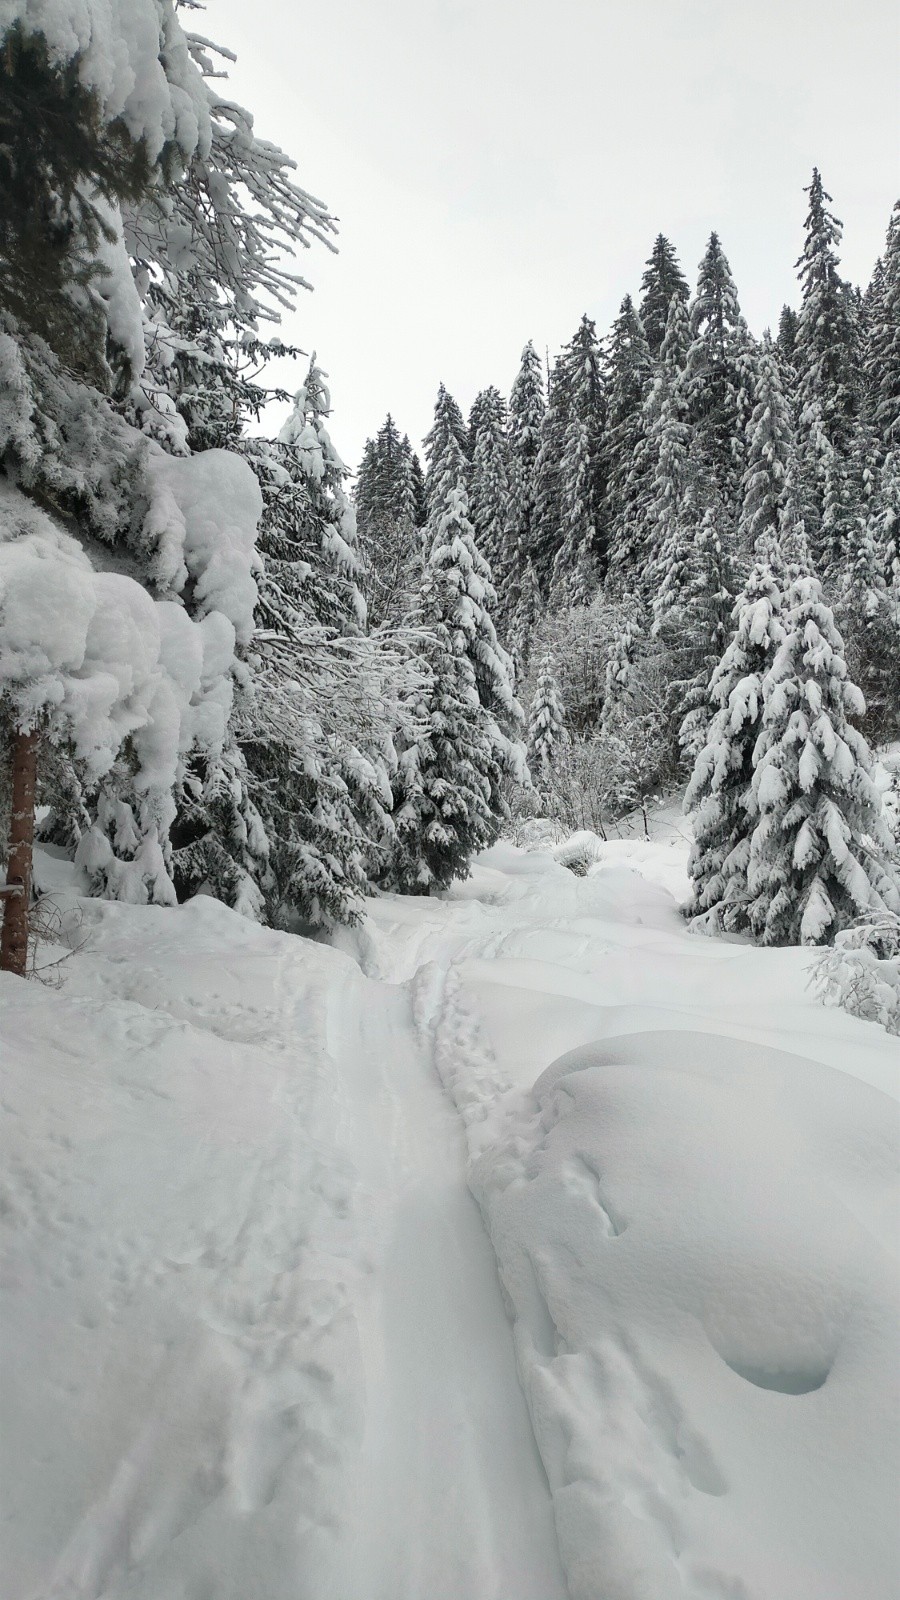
[356, 183, 900, 947]
[0, 0, 528, 968]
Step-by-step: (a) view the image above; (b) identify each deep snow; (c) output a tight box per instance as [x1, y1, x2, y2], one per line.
[1, 833, 898, 1599]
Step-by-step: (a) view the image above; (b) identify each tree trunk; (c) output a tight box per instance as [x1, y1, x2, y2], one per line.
[1, 725, 39, 978]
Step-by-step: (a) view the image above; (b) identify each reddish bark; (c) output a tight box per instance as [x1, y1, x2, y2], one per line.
[1, 725, 39, 977]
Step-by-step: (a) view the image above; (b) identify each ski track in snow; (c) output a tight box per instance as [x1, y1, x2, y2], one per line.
[2, 839, 898, 1599]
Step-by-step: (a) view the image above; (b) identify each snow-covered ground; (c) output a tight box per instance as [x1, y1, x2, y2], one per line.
[1, 832, 898, 1599]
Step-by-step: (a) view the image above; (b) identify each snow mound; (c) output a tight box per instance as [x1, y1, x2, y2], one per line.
[472, 1029, 899, 1600]
[552, 829, 606, 874]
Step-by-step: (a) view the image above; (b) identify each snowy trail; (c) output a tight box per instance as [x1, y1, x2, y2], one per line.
[322, 969, 568, 1600]
[3, 839, 898, 1599]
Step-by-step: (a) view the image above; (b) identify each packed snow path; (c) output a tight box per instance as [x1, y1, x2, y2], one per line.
[2, 835, 898, 1599]
[323, 976, 567, 1599]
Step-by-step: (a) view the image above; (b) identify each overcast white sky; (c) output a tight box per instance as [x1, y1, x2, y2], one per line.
[209, 0, 899, 470]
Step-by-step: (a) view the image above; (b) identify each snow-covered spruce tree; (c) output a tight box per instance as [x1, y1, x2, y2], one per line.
[424, 384, 469, 514]
[747, 576, 899, 945]
[872, 446, 900, 602]
[602, 296, 653, 570]
[273, 364, 366, 634]
[682, 232, 755, 515]
[527, 654, 568, 792]
[776, 305, 799, 374]
[650, 436, 736, 771]
[863, 201, 900, 460]
[530, 353, 569, 594]
[600, 602, 645, 735]
[467, 388, 495, 460]
[674, 498, 737, 764]
[608, 292, 690, 596]
[506, 557, 542, 673]
[507, 340, 546, 577]
[354, 415, 423, 628]
[737, 331, 793, 567]
[219, 363, 407, 927]
[386, 620, 496, 894]
[469, 387, 514, 595]
[794, 171, 861, 543]
[835, 437, 900, 742]
[0, 1, 326, 926]
[639, 234, 690, 359]
[387, 459, 526, 892]
[551, 410, 598, 607]
[595, 596, 671, 807]
[424, 459, 525, 759]
[777, 438, 816, 577]
[684, 563, 784, 932]
[560, 314, 607, 574]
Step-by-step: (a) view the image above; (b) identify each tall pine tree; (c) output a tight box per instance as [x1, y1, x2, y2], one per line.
[685, 563, 784, 932]
[639, 234, 689, 359]
[748, 576, 898, 944]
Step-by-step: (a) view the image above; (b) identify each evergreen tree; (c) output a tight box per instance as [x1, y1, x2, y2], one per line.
[551, 410, 598, 606]
[190, 362, 399, 926]
[672, 496, 737, 762]
[469, 387, 513, 590]
[685, 563, 784, 931]
[428, 482, 524, 750]
[609, 292, 692, 596]
[682, 232, 754, 513]
[507, 557, 543, 672]
[530, 353, 569, 593]
[738, 331, 793, 565]
[467, 388, 496, 459]
[836, 435, 900, 739]
[544, 312, 605, 595]
[863, 202, 900, 457]
[794, 171, 861, 520]
[409, 446, 427, 527]
[603, 295, 654, 557]
[639, 234, 690, 358]
[561, 314, 607, 569]
[274, 365, 366, 634]
[508, 340, 546, 576]
[641, 298, 692, 589]
[776, 305, 799, 369]
[354, 414, 422, 627]
[1, 4, 346, 929]
[424, 384, 469, 513]
[747, 576, 899, 944]
[600, 601, 646, 732]
[387, 622, 498, 894]
[422, 386, 525, 754]
[388, 478, 526, 890]
[527, 655, 568, 790]
[777, 438, 816, 577]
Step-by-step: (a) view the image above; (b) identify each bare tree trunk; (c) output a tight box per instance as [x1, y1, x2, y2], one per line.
[1, 725, 39, 977]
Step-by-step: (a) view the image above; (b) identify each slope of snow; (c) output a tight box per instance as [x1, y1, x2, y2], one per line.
[1, 834, 898, 1598]
[0, 867, 565, 1600]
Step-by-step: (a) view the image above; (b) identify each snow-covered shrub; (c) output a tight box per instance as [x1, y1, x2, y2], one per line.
[811, 913, 900, 1034]
[552, 830, 606, 875]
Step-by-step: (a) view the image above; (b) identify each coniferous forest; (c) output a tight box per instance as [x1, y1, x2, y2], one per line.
[356, 185, 900, 945]
[1, 1, 898, 970]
